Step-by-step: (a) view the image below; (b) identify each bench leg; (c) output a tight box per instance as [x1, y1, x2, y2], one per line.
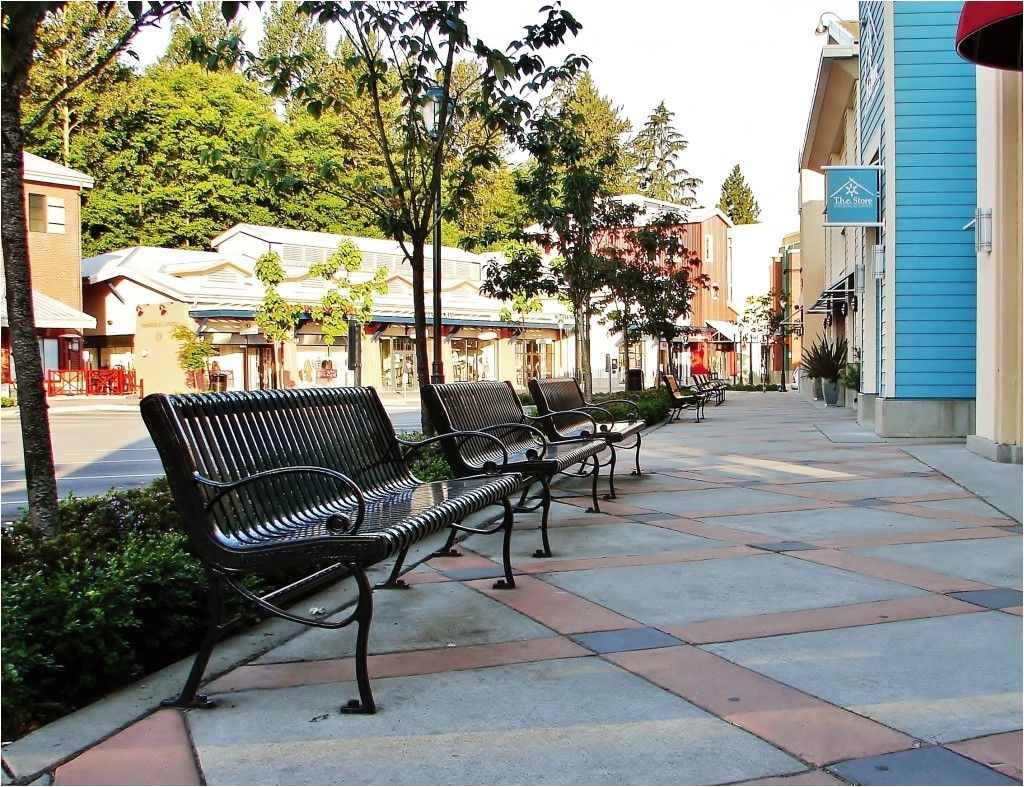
[340, 565, 376, 714]
[533, 477, 553, 558]
[492, 498, 516, 590]
[376, 546, 415, 590]
[603, 444, 618, 500]
[587, 454, 601, 514]
[631, 434, 643, 476]
[161, 568, 224, 709]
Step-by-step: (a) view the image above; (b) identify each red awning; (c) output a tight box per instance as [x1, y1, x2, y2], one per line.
[956, 1, 1023, 71]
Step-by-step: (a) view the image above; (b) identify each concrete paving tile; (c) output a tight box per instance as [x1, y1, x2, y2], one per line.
[951, 588, 1023, 610]
[946, 730, 1023, 781]
[540, 553, 925, 626]
[468, 574, 638, 634]
[188, 658, 804, 786]
[628, 487, 827, 518]
[785, 476, 969, 502]
[827, 745, 1021, 786]
[748, 541, 821, 552]
[850, 537, 1023, 589]
[465, 519, 728, 565]
[911, 496, 1016, 518]
[253, 580, 556, 664]
[51, 710, 198, 786]
[571, 627, 684, 653]
[668, 595, 980, 645]
[606, 645, 915, 766]
[643, 516, 760, 543]
[709, 505, 977, 542]
[706, 612, 1023, 744]
[207, 637, 588, 693]
[792, 548, 992, 593]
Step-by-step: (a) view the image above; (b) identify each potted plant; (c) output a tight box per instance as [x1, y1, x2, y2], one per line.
[800, 335, 848, 406]
[838, 361, 860, 404]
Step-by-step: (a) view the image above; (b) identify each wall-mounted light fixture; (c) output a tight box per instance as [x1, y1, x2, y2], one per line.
[815, 11, 842, 34]
[872, 245, 885, 280]
[854, 260, 866, 294]
[975, 208, 993, 253]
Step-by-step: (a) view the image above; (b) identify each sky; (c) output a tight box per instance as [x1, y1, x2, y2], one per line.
[134, 0, 859, 241]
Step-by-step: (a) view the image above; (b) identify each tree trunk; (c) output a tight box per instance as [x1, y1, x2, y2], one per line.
[1, 6, 61, 536]
[409, 240, 432, 432]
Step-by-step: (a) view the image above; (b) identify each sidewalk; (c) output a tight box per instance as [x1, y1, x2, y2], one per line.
[3, 391, 1020, 786]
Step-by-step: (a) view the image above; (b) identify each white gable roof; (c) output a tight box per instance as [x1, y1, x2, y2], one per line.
[22, 153, 94, 189]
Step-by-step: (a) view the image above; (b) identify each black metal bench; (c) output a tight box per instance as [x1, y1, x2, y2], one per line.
[692, 373, 726, 405]
[528, 377, 644, 500]
[140, 387, 523, 715]
[422, 380, 606, 559]
[662, 373, 707, 423]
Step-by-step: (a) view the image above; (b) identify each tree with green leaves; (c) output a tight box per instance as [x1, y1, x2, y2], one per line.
[717, 163, 761, 225]
[482, 82, 632, 395]
[22, 3, 135, 166]
[255, 2, 329, 118]
[595, 208, 708, 374]
[77, 64, 283, 254]
[194, 1, 587, 427]
[2, 1, 187, 536]
[161, 2, 245, 70]
[740, 291, 787, 387]
[631, 101, 700, 205]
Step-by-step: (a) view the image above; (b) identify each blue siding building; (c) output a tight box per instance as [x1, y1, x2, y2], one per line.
[860, 1, 978, 435]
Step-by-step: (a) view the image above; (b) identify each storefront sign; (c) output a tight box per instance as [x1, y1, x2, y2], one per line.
[823, 166, 883, 227]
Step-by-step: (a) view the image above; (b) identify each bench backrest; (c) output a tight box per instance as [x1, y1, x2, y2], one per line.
[528, 378, 591, 435]
[422, 381, 536, 475]
[662, 373, 684, 397]
[140, 387, 412, 566]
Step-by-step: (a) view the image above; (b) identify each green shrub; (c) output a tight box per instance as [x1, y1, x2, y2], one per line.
[0, 480, 269, 740]
[1, 396, 15, 408]
[398, 431, 453, 482]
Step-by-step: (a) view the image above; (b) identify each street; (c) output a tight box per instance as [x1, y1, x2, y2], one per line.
[0, 401, 425, 525]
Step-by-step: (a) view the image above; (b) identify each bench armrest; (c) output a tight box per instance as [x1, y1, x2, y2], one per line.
[476, 420, 550, 458]
[578, 398, 641, 423]
[193, 466, 368, 535]
[529, 407, 601, 436]
[397, 430, 511, 474]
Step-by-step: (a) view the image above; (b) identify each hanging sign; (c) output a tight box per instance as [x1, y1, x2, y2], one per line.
[823, 166, 883, 227]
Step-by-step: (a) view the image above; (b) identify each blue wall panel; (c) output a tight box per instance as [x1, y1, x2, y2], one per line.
[891, 1, 977, 400]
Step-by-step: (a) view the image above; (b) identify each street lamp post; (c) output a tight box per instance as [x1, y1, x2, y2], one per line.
[423, 84, 445, 384]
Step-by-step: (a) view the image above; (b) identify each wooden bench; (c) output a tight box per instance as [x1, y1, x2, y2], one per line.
[422, 380, 606, 559]
[661, 373, 707, 423]
[140, 387, 523, 715]
[528, 377, 644, 500]
[692, 373, 726, 405]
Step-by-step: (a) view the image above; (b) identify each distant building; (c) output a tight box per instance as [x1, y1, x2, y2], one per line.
[1, 153, 95, 394]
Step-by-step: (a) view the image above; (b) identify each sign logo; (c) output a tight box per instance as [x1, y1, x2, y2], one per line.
[823, 166, 882, 227]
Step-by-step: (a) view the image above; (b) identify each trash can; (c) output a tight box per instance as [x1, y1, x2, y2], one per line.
[209, 372, 228, 393]
[625, 368, 644, 392]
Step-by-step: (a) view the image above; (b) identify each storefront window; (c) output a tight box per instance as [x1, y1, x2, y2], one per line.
[381, 336, 416, 391]
[514, 339, 553, 386]
[450, 338, 482, 382]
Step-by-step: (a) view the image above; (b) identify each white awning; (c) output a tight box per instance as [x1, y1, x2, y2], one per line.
[0, 289, 96, 330]
[706, 320, 740, 343]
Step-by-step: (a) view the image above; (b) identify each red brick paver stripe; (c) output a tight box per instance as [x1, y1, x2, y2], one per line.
[792, 548, 992, 594]
[666, 595, 982, 644]
[946, 730, 1023, 781]
[205, 636, 587, 694]
[815, 526, 1015, 549]
[877, 502, 1017, 528]
[607, 645, 915, 767]
[468, 573, 638, 634]
[512, 545, 761, 576]
[737, 769, 848, 785]
[52, 709, 199, 786]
